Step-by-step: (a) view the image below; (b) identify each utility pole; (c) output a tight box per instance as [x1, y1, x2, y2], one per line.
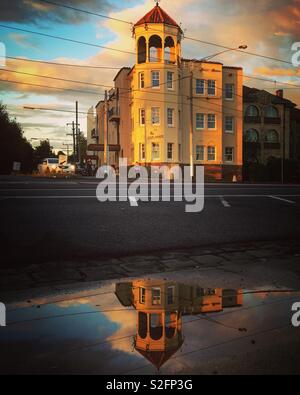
[66, 121, 76, 164]
[104, 90, 109, 165]
[63, 143, 71, 159]
[189, 71, 194, 178]
[76, 101, 80, 164]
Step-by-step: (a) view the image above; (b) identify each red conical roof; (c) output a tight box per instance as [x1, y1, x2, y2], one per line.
[134, 3, 181, 30]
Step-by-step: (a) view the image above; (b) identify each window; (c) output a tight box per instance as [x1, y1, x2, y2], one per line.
[139, 72, 145, 89]
[151, 107, 160, 125]
[167, 108, 174, 126]
[208, 114, 216, 129]
[225, 84, 234, 100]
[139, 108, 145, 125]
[196, 113, 205, 129]
[139, 287, 146, 304]
[265, 129, 279, 143]
[196, 79, 205, 95]
[265, 106, 279, 118]
[225, 147, 234, 162]
[196, 145, 205, 161]
[167, 143, 173, 160]
[246, 105, 259, 117]
[139, 143, 145, 161]
[167, 286, 175, 304]
[152, 288, 161, 305]
[167, 71, 174, 89]
[244, 129, 259, 142]
[208, 80, 216, 96]
[207, 146, 216, 161]
[225, 116, 234, 133]
[152, 143, 160, 160]
[151, 71, 160, 88]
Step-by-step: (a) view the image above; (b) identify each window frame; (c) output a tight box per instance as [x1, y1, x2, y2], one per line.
[167, 71, 174, 90]
[152, 287, 161, 305]
[167, 143, 174, 160]
[196, 79, 205, 95]
[207, 114, 217, 130]
[167, 286, 175, 305]
[139, 143, 145, 161]
[196, 145, 205, 161]
[167, 108, 175, 127]
[207, 80, 216, 96]
[225, 116, 234, 133]
[225, 83, 234, 100]
[207, 146, 216, 161]
[151, 143, 160, 161]
[139, 287, 146, 304]
[151, 70, 160, 89]
[151, 107, 160, 125]
[196, 113, 205, 130]
[225, 147, 234, 163]
[139, 108, 145, 126]
[139, 72, 145, 89]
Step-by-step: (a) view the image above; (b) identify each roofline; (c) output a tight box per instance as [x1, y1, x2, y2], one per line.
[113, 67, 132, 82]
[181, 58, 223, 66]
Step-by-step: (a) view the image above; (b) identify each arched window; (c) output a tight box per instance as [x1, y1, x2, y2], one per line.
[164, 36, 175, 64]
[149, 313, 163, 340]
[244, 129, 259, 143]
[265, 105, 279, 118]
[245, 105, 260, 117]
[265, 129, 279, 143]
[138, 312, 147, 339]
[149, 35, 163, 63]
[137, 36, 146, 64]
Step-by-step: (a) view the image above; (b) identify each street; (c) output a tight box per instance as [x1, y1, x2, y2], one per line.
[0, 176, 300, 268]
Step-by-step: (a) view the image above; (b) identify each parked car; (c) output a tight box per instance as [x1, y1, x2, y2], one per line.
[57, 163, 76, 175]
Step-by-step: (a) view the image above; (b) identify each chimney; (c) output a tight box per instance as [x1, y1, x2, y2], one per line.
[276, 89, 283, 98]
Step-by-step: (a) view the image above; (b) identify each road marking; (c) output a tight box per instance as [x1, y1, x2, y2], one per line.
[219, 196, 231, 208]
[269, 195, 296, 204]
[129, 196, 138, 207]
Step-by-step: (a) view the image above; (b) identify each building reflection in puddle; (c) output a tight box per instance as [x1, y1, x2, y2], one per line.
[115, 279, 243, 370]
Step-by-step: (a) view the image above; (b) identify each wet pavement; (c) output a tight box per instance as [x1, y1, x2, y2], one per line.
[1, 272, 300, 375]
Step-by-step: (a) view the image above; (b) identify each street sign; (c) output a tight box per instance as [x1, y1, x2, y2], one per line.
[12, 162, 21, 172]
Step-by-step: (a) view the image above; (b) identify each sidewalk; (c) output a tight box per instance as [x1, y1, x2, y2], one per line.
[1, 239, 300, 303]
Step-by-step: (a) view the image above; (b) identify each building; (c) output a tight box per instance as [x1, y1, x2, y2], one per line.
[89, 3, 244, 181]
[115, 279, 243, 371]
[86, 106, 98, 166]
[243, 86, 296, 165]
[290, 107, 300, 162]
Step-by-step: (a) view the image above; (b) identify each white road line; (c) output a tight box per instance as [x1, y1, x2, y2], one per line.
[219, 196, 231, 208]
[128, 196, 139, 207]
[269, 195, 296, 204]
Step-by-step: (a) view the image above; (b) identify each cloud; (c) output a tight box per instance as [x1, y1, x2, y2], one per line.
[9, 33, 41, 49]
[0, 0, 113, 24]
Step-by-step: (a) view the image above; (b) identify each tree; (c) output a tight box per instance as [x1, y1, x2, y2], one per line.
[78, 132, 87, 164]
[34, 140, 55, 161]
[0, 102, 34, 174]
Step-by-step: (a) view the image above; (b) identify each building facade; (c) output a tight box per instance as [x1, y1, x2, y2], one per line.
[89, 3, 244, 181]
[243, 86, 296, 165]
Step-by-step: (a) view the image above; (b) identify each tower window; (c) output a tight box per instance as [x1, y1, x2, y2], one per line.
[149, 35, 163, 62]
[137, 36, 146, 64]
[165, 36, 176, 64]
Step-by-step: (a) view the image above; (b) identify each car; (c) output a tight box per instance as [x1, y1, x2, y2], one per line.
[57, 163, 76, 174]
[38, 158, 60, 175]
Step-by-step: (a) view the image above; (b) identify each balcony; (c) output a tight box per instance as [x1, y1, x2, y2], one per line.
[108, 107, 120, 122]
[244, 116, 262, 124]
[264, 117, 281, 125]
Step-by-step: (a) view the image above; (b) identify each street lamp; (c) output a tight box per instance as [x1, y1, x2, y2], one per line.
[201, 45, 248, 61]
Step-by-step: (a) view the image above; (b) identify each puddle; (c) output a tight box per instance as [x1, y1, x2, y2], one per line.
[0, 277, 300, 375]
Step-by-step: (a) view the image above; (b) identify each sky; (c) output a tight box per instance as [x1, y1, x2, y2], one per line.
[0, 0, 299, 152]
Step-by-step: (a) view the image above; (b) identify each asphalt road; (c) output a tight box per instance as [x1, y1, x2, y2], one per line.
[0, 176, 300, 267]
